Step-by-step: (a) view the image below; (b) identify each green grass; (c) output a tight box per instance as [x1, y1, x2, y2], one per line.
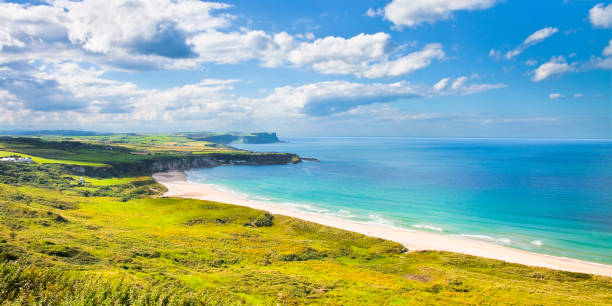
[0, 150, 107, 167]
[0, 137, 611, 304]
[0, 174, 611, 305]
[74, 176, 143, 186]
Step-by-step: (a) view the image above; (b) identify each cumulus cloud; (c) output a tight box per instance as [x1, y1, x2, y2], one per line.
[603, 39, 612, 56]
[193, 31, 445, 78]
[505, 27, 558, 59]
[589, 3, 612, 28]
[0, 59, 510, 130]
[532, 56, 575, 82]
[287, 33, 391, 70]
[588, 40, 612, 69]
[451, 76, 468, 90]
[0, 1, 445, 78]
[359, 43, 445, 78]
[257, 81, 421, 116]
[0, 63, 88, 112]
[365, 8, 382, 18]
[0, 28, 24, 51]
[549, 93, 566, 100]
[57, 0, 230, 57]
[379, 0, 499, 28]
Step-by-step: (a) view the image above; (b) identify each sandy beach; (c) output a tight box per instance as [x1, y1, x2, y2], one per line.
[153, 170, 612, 277]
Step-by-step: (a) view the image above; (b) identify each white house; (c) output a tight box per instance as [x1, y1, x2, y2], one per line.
[0, 156, 34, 163]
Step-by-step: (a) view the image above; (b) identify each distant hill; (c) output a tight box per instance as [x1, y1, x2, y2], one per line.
[0, 130, 109, 136]
[183, 132, 282, 144]
[0, 130, 283, 144]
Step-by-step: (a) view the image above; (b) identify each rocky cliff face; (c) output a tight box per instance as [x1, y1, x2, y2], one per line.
[64, 153, 299, 177]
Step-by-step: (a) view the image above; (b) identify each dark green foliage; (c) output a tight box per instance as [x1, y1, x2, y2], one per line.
[91, 178, 163, 200]
[245, 212, 274, 227]
[0, 163, 72, 189]
[277, 247, 327, 261]
[0, 262, 245, 305]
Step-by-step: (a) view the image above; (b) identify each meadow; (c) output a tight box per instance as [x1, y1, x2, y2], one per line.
[0, 137, 611, 305]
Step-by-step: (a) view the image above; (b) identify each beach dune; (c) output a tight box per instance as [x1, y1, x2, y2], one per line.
[153, 170, 612, 277]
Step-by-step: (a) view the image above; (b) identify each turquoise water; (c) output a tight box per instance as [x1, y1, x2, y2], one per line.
[186, 137, 612, 264]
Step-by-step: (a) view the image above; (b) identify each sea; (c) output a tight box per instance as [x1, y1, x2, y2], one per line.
[186, 137, 612, 264]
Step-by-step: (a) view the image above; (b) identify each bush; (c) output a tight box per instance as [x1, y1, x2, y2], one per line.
[244, 212, 274, 227]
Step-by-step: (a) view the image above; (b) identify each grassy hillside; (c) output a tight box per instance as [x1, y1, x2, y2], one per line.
[0, 137, 300, 178]
[0, 161, 611, 304]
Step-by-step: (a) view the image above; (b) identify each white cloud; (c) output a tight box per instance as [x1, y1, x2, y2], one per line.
[450, 76, 468, 89]
[191, 30, 296, 66]
[365, 8, 382, 18]
[523, 27, 559, 45]
[532, 56, 575, 82]
[381, 0, 499, 28]
[588, 40, 612, 69]
[196, 32, 446, 78]
[287, 32, 389, 70]
[589, 3, 612, 28]
[603, 39, 612, 56]
[489, 49, 501, 59]
[0, 58, 510, 130]
[284, 34, 446, 78]
[0, 28, 24, 51]
[57, 0, 231, 56]
[0, 1, 444, 78]
[341, 104, 450, 122]
[573, 93, 583, 98]
[434, 75, 507, 95]
[505, 27, 558, 59]
[433, 78, 450, 90]
[256, 81, 421, 117]
[355, 43, 445, 78]
[549, 93, 566, 100]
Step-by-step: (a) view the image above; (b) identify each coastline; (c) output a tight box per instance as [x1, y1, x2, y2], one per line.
[153, 170, 612, 277]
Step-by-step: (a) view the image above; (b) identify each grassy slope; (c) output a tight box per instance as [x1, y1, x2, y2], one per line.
[0, 167, 611, 305]
[0, 137, 611, 304]
[0, 136, 293, 173]
[0, 150, 107, 167]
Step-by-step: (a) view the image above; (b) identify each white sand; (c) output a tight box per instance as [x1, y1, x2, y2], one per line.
[153, 170, 612, 277]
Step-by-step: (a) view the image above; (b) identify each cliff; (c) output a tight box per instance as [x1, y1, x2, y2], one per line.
[64, 152, 300, 177]
[185, 132, 281, 144]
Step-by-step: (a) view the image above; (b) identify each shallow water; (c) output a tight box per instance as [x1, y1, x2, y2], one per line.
[187, 137, 612, 264]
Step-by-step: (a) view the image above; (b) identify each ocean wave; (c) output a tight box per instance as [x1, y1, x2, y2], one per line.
[460, 234, 512, 244]
[287, 203, 330, 214]
[367, 214, 395, 226]
[530, 240, 543, 246]
[412, 224, 444, 232]
[324, 209, 358, 218]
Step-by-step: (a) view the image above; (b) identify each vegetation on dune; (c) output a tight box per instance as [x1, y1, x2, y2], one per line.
[0, 136, 611, 305]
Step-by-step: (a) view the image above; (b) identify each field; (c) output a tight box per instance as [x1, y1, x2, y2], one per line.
[0, 137, 611, 305]
[39, 133, 258, 155]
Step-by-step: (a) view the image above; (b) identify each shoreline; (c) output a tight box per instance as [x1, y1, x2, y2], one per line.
[153, 170, 612, 277]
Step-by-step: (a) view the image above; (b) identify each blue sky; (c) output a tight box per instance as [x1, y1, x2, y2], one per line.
[0, 0, 610, 138]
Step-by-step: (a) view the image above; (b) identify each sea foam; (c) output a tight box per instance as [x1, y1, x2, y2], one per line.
[412, 224, 444, 232]
[531, 240, 543, 246]
[460, 234, 512, 244]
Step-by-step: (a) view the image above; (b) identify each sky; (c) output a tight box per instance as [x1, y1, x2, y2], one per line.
[0, 0, 610, 138]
